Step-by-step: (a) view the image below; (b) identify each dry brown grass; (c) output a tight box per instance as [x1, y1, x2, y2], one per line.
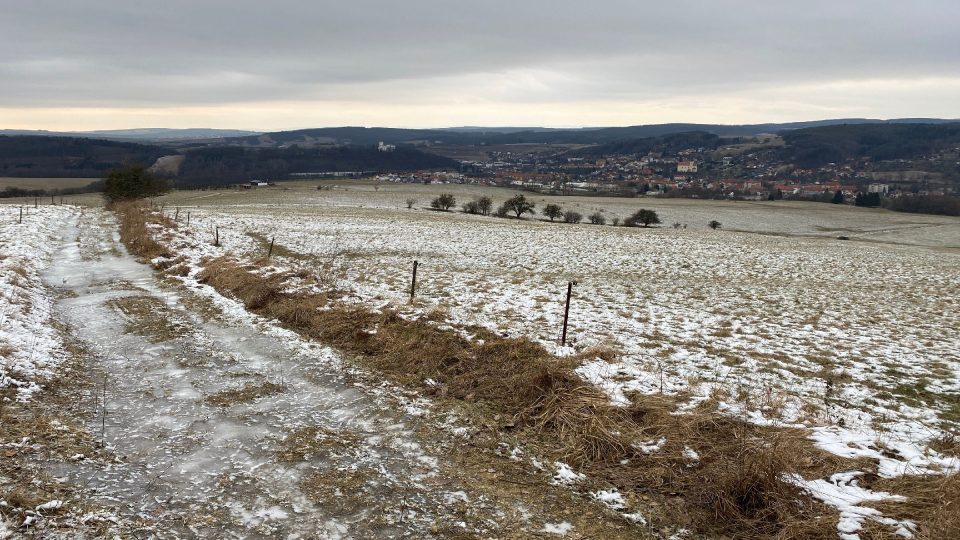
[300, 466, 377, 515]
[863, 474, 960, 540]
[276, 426, 361, 462]
[928, 433, 959, 456]
[106, 295, 190, 342]
[205, 381, 285, 407]
[192, 254, 848, 537]
[0, 330, 119, 535]
[110, 200, 172, 261]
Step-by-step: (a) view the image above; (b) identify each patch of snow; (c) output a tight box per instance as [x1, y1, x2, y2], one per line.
[541, 521, 574, 535]
[636, 437, 666, 454]
[551, 462, 585, 485]
[0, 206, 76, 400]
[591, 489, 626, 510]
[810, 425, 960, 478]
[35, 500, 63, 512]
[443, 491, 469, 505]
[0, 515, 12, 539]
[788, 471, 916, 540]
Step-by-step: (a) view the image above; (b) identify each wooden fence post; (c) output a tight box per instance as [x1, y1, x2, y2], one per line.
[409, 260, 419, 302]
[561, 281, 576, 347]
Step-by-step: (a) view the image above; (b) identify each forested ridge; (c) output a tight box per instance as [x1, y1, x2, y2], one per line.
[0, 136, 168, 178]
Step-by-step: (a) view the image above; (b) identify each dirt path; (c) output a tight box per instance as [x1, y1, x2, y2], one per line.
[37, 209, 637, 538]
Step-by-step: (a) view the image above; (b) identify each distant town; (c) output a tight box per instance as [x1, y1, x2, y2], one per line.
[374, 136, 957, 207]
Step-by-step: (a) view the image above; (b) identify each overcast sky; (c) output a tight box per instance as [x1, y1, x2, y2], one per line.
[2, 0, 958, 130]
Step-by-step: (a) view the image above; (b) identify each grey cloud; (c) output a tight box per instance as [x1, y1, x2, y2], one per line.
[1, 0, 958, 115]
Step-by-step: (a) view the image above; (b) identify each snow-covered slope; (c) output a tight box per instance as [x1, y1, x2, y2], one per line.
[0, 205, 76, 401]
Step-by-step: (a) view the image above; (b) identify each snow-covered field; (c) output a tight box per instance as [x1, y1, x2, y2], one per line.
[0, 205, 77, 401]
[154, 184, 960, 538]
[4, 189, 957, 539]
[158, 185, 960, 438]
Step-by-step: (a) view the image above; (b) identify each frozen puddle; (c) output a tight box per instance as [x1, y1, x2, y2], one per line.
[40, 211, 474, 538]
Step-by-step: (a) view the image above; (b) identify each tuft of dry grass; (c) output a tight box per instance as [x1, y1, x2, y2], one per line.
[276, 426, 360, 462]
[106, 295, 189, 342]
[300, 467, 377, 515]
[205, 381, 285, 407]
[864, 473, 960, 540]
[928, 433, 959, 456]
[110, 200, 171, 261]
[197, 258, 288, 310]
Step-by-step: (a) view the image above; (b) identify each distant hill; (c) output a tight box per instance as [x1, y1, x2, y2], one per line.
[221, 119, 960, 148]
[230, 127, 461, 147]
[0, 135, 170, 178]
[177, 145, 458, 186]
[433, 126, 593, 134]
[569, 131, 723, 157]
[0, 135, 456, 185]
[776, 123, 960, 168]
[6, 119, 959, 148]
[84, 128, 261, 140]
[5, 122, 959, 187]
[0, 128, 261, 142]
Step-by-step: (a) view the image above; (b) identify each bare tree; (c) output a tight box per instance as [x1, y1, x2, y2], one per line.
[430, 193, 456, 211]
[543, 204, 563, 221]
[503, 195, 536, 219]
[476, 196, 493, 216]
[626, 209, 661, 227]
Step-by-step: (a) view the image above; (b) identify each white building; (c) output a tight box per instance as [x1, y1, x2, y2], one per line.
[677, 160, 698, 173]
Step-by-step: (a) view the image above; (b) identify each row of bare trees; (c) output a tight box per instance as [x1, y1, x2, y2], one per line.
[419, 193, 665, 227]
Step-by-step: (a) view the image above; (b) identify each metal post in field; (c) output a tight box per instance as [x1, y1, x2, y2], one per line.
[268, 237, 275, 259]
[409, 260, 419, 302]
[561, 281, 576, 347]
[100, 374, 108, 446]
[19, 207, 23, 224]
[51, 195, 55, 205]
[34, 197, 38, 209]
[214, 226, 220, 247]
[174, 207, 180, 222]
[186, 212, 191, 226]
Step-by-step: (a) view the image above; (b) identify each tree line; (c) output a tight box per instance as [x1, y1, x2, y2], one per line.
[427, 193, 669, 227]
[778, 123, 960, 168]
[177, 145, 457, 186]
[0, 135, 168, 178]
